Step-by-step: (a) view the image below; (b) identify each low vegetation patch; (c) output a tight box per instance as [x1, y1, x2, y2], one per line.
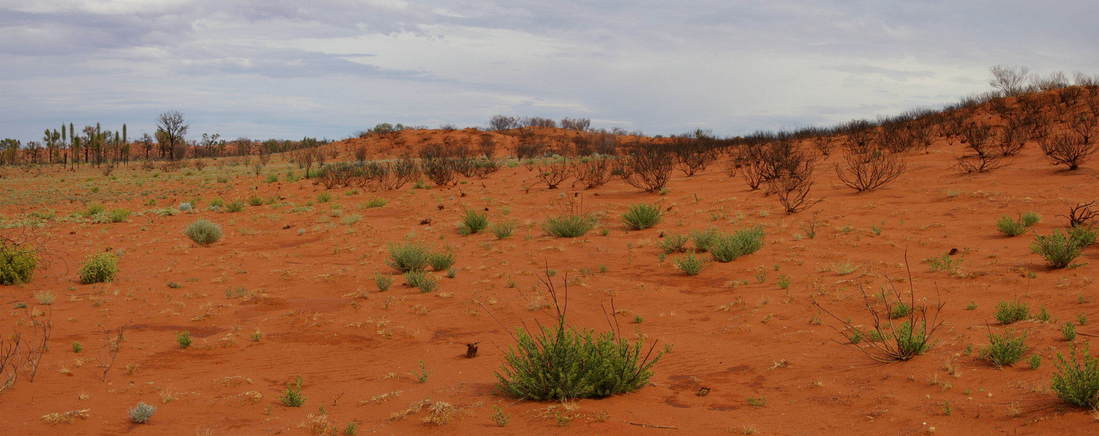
[995, 301, 1029, 324]
[674, 253, 705, 276]
[983, 329, 1027, 367]
[458, 209, 489, 235]
[996, 212, 1039, 236]
[1053, 344, 1099, 408]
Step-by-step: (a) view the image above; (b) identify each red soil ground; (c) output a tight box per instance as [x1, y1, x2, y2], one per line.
[1, 121, 1098, 435]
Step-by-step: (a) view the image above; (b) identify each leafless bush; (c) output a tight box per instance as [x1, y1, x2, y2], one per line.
[524, 117, 556, 128]
[573, 156, 613, 189]
[478, 134, 496, 158]
[811, 136, 833, 156]
[996, 121, 1027, 156]
[419, 144, 457, 186]
[592, 132, 617, 155]
[535, 159, 571, 189]
[835, 146, 905, 192]
[956, 124, 1003, 174]
[516, 131, 548, 159]
[1063, 201, 1098, 228]
[1040, 115, 1096, 170]
[355, 158, 419, 191]
[618, 145, 674, 192]
[738, 144, 766, 190]
[560, 118, 591, 131]
[354, 145, 368, 162]
[672, 135, 719, 176]
[489, 115, 519, 131]
[317, 163, 357, 189]
[766, 156, 818, 214]
[990, 65, 1031, 96]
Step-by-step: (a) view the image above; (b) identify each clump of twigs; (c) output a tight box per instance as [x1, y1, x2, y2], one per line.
[813, 253, 944, 362]
[1064, 201, 1098, 228]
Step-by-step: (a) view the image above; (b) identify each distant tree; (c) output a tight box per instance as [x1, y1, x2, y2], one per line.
[156, 111, 189, 160]
[989, 65, 1031, 97]
[560, 118, 591, 131]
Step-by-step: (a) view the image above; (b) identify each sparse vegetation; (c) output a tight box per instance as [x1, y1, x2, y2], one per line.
[543, 214, 596, 238]
[128, 402, 156, 424]
[995, 301, 1029, 325]
[387, 242, 431, 272]
[458, 209, 489, 235]
[709, 227, 764, 262]
[674, 254, 705, 276]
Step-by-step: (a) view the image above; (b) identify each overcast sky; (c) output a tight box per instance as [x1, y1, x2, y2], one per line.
[2, 0, 1097, 143]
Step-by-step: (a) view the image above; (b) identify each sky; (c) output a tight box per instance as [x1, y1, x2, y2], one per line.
[2, 0, 1098, 143]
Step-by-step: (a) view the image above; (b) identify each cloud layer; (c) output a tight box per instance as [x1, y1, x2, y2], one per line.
[2, 0, 1097, 142]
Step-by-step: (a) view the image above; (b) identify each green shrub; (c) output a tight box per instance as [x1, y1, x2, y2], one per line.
[996, 216, 1027, 236]
[1070, 226, 1097, 247]
[387, 242, 430, 272]
[674, 254, 705, 276]
[889, 302, 911, 319]
[97, 208, 130, 223]
[1052, 344, 1099, 408]
[710, 227, 764, 263]
[79, 252, 118, 284]
[994, 301, 1029, 324]
[404, 270, 437, 292]
[497, 321, 661, 401]
[177, 331, 192, 349]
[317, 192, 331, 203]
[1021, 212, 1041, 227]
[428, 251, 455, 271]
[458, 209, 489, 235]
[982, 330, 1027, 367]
[0, 241, 37, 285]
[924, 253, 963, 274]
[374, 273, 392, 291]
[184, 219, 223, 245]
[1063, 322, 1078, 341]
[1032, 229, 1086, 268]
[248, 196, 264, 206]
[543, 214, 596, 238]
[490, 221, 515, 239]
[225, 200, 245, 213]
[892, 320, 930, 358]
[365, 198, 387, 208]
[690, 228, 719, 252]
[281, 379, 306, 407]
[660, 234, 688, 254]
[128, 402, 156, 424]
[622, 203, 661, 230]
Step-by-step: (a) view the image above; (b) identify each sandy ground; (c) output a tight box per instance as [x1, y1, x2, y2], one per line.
[1, 127, 1098, 435]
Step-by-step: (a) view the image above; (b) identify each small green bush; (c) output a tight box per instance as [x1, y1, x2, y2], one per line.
[0, 241, 37, 285]
[177, 331, 192, 349]
[995, 301, 1029, 324]
[889, 302, 912, 319]
[404, 270, 437, 292]
[674, 254, 705, 276]
[982, 330, 1027, 367]
[458, 209, 489, 235]
[1052, 344, 1099, 408]
[622, 203, 661, 230]
[428, 251, 455, 271]
[490, 221, 515, 239]
[543, 214, 596, 238]
[79, 252, 118, 284]
[710, 227, 764, 263]
[248, 196, 264, 206]
[690, 228, 719, 252]
[184, 219, 223, 245]
[387, 243, 430, 272]
[365, 198, 387, 208]
[317, 192, 331, 203]
[374, 273, 392, 291]
[996, 216, 1027, 237]
[128, 402, 156, 424]
[281, 379, 306, 407]
[892, 320, 930, 357]
[1021, 212, 1041, 227]
[1070, 226, 1097, 247]
[661, 234, 688, 254]
[1063, 322, 1078, 341]
[1031, 229, 1086, 268]
[225, 200, 245, 213]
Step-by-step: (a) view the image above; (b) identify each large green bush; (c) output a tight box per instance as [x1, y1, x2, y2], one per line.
[1052, 344, 1099, 408]
[1031, 229, 1090, 268]
[0, 241, 37, 285]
